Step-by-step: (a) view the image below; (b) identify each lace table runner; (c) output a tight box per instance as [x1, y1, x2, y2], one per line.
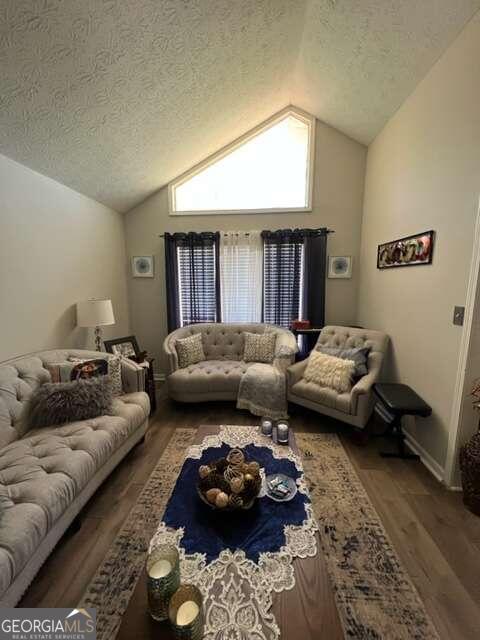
[149, 426, 318, 640]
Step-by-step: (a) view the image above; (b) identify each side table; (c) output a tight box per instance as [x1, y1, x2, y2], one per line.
[136, 356, 157, 415]
[290, 327, 323, 359]
[373, 383, 431, 459]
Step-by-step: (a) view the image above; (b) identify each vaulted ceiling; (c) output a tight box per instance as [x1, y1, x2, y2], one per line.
[1, 0, 479, 212]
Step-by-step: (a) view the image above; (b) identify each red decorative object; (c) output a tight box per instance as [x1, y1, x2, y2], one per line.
[291, 319, 311, 330]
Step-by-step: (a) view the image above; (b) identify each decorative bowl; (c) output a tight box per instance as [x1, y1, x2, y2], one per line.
[197, 448, 262, 511]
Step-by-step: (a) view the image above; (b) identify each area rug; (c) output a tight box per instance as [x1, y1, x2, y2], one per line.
[79, 428, 440, 640]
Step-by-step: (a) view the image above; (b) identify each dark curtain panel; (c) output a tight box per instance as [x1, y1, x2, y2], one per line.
[164, 231, 220, 330]
[164, 232, 181, 332]
[262, 228, 329, 329]
[303, 230, 328, 327]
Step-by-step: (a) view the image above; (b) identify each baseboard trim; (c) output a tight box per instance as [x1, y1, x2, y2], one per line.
[404, 432, 444, 484]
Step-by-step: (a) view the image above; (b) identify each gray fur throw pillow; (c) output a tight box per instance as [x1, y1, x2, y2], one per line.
[24, 377, 113, 430]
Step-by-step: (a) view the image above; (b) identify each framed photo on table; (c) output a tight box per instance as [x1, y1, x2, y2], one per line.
[103, 335, 140, 359]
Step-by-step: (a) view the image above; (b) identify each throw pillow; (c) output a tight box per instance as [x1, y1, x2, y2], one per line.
[47, 359, 108, 383]
[316, 345, 370, 377]
[67, 355, 123, 396]
[175, 333, 206, 369]
[303, 351, 355, 394]
[23, 376, 113, 430]
[243, 331, 277, 364]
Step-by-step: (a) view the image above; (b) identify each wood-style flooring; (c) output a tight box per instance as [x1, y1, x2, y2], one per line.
[20, 389, 480, 639]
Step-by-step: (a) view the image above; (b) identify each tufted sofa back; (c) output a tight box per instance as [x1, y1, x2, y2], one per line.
[316, 326, 389, 363]
[0, 349, 114, 449]
[164, 323, 296, 373]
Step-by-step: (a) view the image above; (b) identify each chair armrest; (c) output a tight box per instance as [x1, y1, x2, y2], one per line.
[163, 334, 179, 374]
[273, 330, 298, 369]
[350, 351, 383, 411]
[286, 359, 308, 388]
[121, 358, 145, 394]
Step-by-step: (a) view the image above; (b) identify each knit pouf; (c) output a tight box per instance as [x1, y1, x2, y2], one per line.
[460, 432, 480, 516]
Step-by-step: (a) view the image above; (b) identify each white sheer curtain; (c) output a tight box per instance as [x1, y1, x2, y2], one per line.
[220, 231, 263, 323]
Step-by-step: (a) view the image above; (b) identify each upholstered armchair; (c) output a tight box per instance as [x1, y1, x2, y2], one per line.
[287, 326, 389, 428]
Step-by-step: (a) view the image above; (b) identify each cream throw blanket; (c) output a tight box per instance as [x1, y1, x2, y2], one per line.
[236, 347, 294, 419]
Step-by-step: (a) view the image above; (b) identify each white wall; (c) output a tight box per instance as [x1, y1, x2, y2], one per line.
[124, 118, 366, 371]
[357, 13, 480, 473]
[0, 154, 130, 360]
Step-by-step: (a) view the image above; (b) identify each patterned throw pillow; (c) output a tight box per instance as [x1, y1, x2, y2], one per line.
[316, 345, 370, 377]
[175, 333, 206, 369]
[47, 355, 124, 397]
[105, 355, 123, 396]
[303, 351, 355, 394]
[243, 332, 277, 364]
[69, 355, 123, 396]
[47, 359, 108, 383]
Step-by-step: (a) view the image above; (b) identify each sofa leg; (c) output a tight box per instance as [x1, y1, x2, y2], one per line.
[68, 516, 82, 534]
[350, 426, 370, 447]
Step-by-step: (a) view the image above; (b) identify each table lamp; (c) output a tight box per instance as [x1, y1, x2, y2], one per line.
[77, 299, 115, 351]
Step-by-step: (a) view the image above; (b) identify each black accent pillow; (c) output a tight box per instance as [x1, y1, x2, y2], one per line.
[24, 376, 113, 430]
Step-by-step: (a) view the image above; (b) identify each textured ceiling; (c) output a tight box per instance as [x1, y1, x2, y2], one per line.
[0, 0, 479, 212]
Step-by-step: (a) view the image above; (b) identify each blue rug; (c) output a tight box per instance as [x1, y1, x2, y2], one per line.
[162, 443, 310, 563]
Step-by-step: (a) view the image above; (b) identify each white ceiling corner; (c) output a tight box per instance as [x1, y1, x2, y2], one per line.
[0, 0, 478, 213]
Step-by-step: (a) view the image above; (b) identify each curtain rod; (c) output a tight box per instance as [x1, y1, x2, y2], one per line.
[158, 228, 334, 238]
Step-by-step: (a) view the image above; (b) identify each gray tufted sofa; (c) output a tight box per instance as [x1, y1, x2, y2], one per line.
[164, 323, 297, 402]
[287, 326, 389, 428]
[0, 349, 149, 606]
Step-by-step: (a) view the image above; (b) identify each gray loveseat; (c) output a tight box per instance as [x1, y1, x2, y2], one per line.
[164, 323, 297, 402]
[0, 349, 149, 606]
[287, 326, 389, 428]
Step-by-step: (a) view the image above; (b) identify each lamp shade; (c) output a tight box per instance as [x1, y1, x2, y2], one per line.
[77, 299, 115, 327]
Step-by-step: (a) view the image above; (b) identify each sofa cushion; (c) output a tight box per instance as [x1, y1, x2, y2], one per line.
[244, 332, 276, 364]
[175, 334, 206, 369]
[23, 377, 113, 431]
[290, 378, 352, 414]
[0, 391, 148, 598]
[316, 345, 370, 377]
[167, 360, 257, 395]
[303, 351, 355, 394]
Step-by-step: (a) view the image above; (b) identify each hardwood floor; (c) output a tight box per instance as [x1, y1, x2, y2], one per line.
[20, 390, 480, 639]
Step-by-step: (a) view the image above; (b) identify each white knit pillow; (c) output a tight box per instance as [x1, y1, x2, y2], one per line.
[303, 351, 355, 394]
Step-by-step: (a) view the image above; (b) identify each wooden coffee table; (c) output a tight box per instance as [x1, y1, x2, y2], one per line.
[117, 426, 343, 639]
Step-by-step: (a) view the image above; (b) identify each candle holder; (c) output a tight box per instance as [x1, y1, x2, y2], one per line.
[276, 420, 290, 445]
[168, 584, 204, 640]
[261, 417, 274, 437]
[146, 544, 180, 621]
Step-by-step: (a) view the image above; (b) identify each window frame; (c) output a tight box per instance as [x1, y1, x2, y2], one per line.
[168, 106, 316, 216]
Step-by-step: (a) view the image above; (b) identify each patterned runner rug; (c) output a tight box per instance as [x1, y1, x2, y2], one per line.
[79, 428, 440, 640]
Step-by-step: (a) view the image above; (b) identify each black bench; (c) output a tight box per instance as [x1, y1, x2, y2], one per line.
[373, 383, 432, 459]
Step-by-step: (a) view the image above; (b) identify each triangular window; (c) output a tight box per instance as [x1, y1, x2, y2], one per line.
[169, 107, 315, 215]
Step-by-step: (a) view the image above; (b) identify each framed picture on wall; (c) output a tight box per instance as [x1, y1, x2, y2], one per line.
[132, 255, 154, 277]
[377, 230, 434, 269]
[328, 256, 352, 278]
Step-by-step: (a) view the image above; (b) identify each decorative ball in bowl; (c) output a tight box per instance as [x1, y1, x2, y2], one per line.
[197, 448, 262, 511]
